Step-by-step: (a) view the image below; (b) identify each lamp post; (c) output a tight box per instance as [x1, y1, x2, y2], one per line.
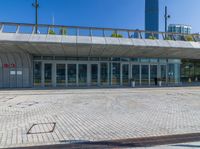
[164, 6, 171, 33]
[32, 0, 39, 34]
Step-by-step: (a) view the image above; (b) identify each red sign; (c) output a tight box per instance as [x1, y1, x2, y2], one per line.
[3, 64, 16, 68]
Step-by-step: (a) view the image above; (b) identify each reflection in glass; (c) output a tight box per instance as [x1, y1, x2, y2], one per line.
[56, 64, 65, 86]
[141, 65, 149, 85]
[44, 64, 52, 86]
[132, 65, 140, 84]
[91, 64, 98, 85]
[33, 62, 42, 86]
[122, 64, 129, 85]
[68, 64, 76, 85]
[78, 64, 87, 85]
[112, 63, 120, 85]
[100, 63, 108, 85]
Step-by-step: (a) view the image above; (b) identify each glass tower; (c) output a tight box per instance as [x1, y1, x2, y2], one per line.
[145, 0, 159, 37]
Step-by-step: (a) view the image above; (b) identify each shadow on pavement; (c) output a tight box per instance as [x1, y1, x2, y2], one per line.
[10, 132, 200, 149]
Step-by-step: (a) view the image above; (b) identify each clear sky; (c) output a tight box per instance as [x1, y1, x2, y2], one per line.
[0, 0, 199, 33]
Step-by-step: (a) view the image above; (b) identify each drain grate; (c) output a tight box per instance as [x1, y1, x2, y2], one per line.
[27, 122, 56, 134]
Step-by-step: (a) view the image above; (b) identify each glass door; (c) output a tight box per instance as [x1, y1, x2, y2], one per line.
[141, 65, 149, 85]
[33, 62, 42, 87]
[78, 64, 87, 86]
[56, 64, 66, 87]
[68, 64, 77, 86]
[122, 64, 129, 86]
[91, 64, 98, 86]
[44, 63, 52, 87]
[150, 65, 158, 85]
[132, 65, 140, 85]
[161, 65, 167, 85]
[112, 63, 121, 85]
[100, 63, 108, 85]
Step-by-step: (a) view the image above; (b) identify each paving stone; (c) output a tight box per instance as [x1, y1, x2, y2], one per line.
[0, 87, 200, 148]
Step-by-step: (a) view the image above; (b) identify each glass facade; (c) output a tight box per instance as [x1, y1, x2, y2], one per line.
[33, 57, 181, 87]
[181, 60, 200, 83]
[145, 0, 159, 37]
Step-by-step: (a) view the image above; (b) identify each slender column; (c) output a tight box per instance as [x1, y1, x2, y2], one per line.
[157, 64, 161, 79]
[76, 64, 79, 86]
[87, 64, 91, 86]
[139, 65, 142, 85]
[149, 65, 151, 86]
[166, 64, 169, 85]
[98, 63, 101, 86]
[120, 63, 123, 86]
[41, 62, 45, 87]
[65, 64, 68, 87]
[52, 63, 56, 87]
[110, 63, 113, 86]
[107, 63, 109, 86]
[129, 63, 132, 80]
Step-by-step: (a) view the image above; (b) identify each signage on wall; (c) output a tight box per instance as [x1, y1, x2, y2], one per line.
[3, 64, 16, 68]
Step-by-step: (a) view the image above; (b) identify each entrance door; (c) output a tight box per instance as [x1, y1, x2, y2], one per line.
[132, 65, 140, 85]
[141, 65, 149, 85]
[112, 63, 120, 85]
[100, 63, 109, 85]
[68, 64, 77, 86]
[78, 64, 87, 86]
[91, 64, 98, 86]
[161, 65, 167, 85]
[150, 65, 158, 85]
[44, 63, 52, 87]
[122, 64, 129, 86]
[56, 64, 65, 87]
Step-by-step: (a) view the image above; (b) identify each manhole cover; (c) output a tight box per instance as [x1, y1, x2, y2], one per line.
[27, 122, 56, 134]
[15, 101, 39, 108]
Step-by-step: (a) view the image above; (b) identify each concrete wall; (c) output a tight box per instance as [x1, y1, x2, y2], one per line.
[0, 52, 32, 88]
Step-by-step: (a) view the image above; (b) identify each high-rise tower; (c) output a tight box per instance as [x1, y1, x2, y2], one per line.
[145, 0, 159, 33]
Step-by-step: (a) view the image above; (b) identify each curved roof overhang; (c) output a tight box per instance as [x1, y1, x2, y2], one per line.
[0, 33, 200, 59]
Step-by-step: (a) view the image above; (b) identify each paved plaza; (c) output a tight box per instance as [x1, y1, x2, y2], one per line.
[0, 87, 200, 148]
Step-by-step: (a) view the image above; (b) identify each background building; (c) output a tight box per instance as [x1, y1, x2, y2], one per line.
[168, 24, 192, 34]
[145, 0, 159, 38]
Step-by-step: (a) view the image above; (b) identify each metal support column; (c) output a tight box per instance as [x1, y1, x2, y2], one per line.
[65, 64, 68, 87]
[76, 64, 79, 86]
[41, 62, 44, 87]
[52, 63, 56, 87]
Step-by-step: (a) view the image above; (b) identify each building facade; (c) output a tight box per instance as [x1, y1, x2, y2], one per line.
[0, 22, 200, 88]
[168, 24, 192, 34]
[145, 0, 159, 33]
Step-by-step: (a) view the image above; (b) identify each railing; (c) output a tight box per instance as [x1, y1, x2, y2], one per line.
[0, 22, 200, 42]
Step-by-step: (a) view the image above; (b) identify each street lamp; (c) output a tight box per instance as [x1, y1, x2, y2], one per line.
[164, 6, 171, 33]
[32, 0, 39, 34]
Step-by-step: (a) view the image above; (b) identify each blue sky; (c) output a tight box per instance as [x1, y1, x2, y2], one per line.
[0, 0, 199, 33]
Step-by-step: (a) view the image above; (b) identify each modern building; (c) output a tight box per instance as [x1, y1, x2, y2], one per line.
[0, 22, 200, 88]
[168, 24, 192, 34]
[145, 0, 159, 37]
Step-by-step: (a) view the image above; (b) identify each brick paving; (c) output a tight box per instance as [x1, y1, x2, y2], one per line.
[0, 87, 200, 148]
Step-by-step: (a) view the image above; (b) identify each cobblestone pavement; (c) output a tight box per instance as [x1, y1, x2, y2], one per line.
[0, 87, 200, 148]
